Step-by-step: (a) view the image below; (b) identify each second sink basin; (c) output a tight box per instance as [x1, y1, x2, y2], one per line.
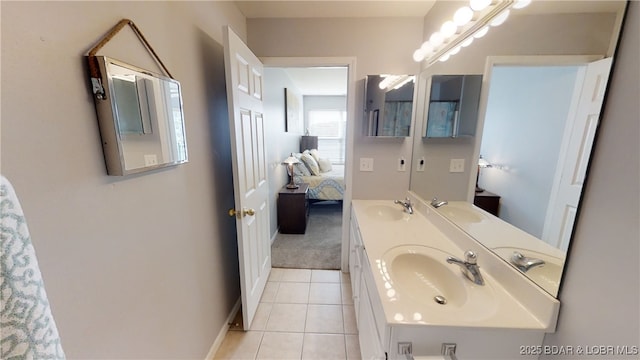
[437, 202, 486, 223]
[378, 245, 499, 323]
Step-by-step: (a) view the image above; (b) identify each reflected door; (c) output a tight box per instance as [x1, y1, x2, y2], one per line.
[543, 58, 613, 250]
[223, 26, 271, 329]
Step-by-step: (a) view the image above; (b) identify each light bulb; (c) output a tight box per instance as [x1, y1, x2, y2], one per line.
[420, 41, 434, 54]
[490, 10, 510, 27]
[413, 49, 426, 62]
[461, 36, 474, 47]
[440, 20, 457, 39]
[449, 46, 461, 55]
[470, 0, 491, 11]
[439, 53, 450, 62]
[473, 26, 489, 38]
[453, 6, 474, 26]
[429, 32, 444, 47]
[513, 0, 532, 9]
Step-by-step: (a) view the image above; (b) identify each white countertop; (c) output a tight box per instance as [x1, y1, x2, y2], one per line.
[351, 199, 558, 331]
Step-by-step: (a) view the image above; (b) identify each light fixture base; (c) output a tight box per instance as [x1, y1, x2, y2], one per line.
[286, 184, 300, 189]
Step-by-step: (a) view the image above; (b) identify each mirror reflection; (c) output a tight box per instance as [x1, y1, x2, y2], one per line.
[364, 74, 415, 137]
[94, 56, 188, 175]
[424, 75, 482, 138]
[409, 1, 627, 297]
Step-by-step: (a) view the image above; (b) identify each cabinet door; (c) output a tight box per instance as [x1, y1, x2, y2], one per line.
[358, 278, 385, 360]
[349, 216, 363, 321]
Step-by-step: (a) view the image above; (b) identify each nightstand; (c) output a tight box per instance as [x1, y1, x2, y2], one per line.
[474, 190, 500, 216]
[277, 183, 309, 234]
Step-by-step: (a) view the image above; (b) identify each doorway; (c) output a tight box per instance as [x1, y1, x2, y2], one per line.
[262, 57, 356, 271]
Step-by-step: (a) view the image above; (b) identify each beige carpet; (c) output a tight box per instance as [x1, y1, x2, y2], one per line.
[271, 201, 343, 269]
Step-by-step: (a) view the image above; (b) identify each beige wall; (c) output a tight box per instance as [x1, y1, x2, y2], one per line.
[1, 1, 245, 358]
[247, 17, 424, 200]
[543, 1, 639, 353]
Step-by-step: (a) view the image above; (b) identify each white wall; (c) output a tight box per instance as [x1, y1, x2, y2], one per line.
[480, 66, 580, 238]
[542, 1, 639, 354]
[1, 1, 246, 358]
[263, 68, 301, 236]
[247, 17, 423, 200]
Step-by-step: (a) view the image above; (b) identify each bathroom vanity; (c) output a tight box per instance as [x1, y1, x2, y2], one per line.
[349, 195, 560, 359]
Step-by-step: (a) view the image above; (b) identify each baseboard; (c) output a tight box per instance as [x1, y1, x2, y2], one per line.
[204, 297, 242, 360]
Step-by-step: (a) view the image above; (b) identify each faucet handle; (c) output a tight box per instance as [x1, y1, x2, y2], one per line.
[464, 250, 477, 264]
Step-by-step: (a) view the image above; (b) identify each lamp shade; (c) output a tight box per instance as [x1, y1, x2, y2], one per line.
[282, 153, 300, 165]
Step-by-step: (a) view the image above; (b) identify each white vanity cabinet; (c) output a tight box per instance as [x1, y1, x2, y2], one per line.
[349, 210, 387, 359]
[348, 202, 555, 360]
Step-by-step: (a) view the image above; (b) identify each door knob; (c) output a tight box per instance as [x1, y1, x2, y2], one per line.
[228, 208, 256, 218]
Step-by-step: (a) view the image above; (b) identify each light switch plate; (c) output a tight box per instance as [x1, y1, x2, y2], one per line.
[360, 158, 374, 172]
[397, 157, 406, 172]
[417, 157, 425, 172]
[449, 158, 465, 173]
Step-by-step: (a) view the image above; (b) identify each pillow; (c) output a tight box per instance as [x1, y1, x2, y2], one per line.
[292, 162, 311, 176]
[290, 153, 311, 176]
[309, 149, 321, 162]
[318, 158, 333, 173]
[300, 152, 321, 175]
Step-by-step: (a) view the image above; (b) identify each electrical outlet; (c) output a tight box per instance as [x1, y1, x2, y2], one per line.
[359, 158, 374, 172]
[449, 158, 465, 173]
[397, 157, 406, 172]
[417, 157, 425, 172]
[144, 154, 158, 166]
[398, 342, 413, 355]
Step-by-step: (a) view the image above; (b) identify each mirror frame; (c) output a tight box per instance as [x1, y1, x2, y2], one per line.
[92, 56, 188, 176]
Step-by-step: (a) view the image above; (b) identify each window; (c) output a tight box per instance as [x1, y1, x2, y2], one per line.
[308, 109, 347, 164]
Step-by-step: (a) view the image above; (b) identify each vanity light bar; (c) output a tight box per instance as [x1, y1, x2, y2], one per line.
[426, 0, 514, 66]
[414, 0, 532, 66]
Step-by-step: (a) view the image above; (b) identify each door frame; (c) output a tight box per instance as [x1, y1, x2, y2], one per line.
[261, 56, 357, 271]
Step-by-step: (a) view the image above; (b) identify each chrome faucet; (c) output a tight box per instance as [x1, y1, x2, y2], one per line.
[511, 251, 545, 272]
[431, 197, 448, 208]
[394, 197, 414, 214]
[446, 250, 485, 285]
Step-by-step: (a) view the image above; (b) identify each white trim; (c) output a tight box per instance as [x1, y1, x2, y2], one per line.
[204, 297, 242, 360]
[261, 56, 357, 272]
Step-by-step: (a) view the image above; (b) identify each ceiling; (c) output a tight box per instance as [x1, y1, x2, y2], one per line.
[235, 0, 623, 19]
[235, 1, 437, 19]
[249, 0, 624, 95]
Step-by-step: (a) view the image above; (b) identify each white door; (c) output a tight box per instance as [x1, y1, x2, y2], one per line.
[223, 26, 271, 330]
[543, 58, 613, 250]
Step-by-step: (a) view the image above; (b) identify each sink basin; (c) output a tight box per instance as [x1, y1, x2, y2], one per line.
[365, 204, 407, 221]
[493, 247, 564, 295]
[381, 246, 467, 307]
[379, 245, 499, 322]
[438, 203, 486, 223]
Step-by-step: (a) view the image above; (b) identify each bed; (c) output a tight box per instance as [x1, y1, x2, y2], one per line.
[292, 149, 345, 201]
[295, 164, 345, 201]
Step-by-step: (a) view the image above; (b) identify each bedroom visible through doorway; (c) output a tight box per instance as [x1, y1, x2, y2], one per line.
[265, 65, 349, 270]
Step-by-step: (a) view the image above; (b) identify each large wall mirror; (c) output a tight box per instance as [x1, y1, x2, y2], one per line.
[92, 56, 188, 176]
[409, 1, 627, 297]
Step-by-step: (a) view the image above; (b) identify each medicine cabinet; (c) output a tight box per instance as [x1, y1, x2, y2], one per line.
[423, 74, 482, 138]
[364, 74, 416, 137]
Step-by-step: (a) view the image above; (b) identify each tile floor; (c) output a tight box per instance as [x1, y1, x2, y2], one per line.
[214, 268, 361, 360]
